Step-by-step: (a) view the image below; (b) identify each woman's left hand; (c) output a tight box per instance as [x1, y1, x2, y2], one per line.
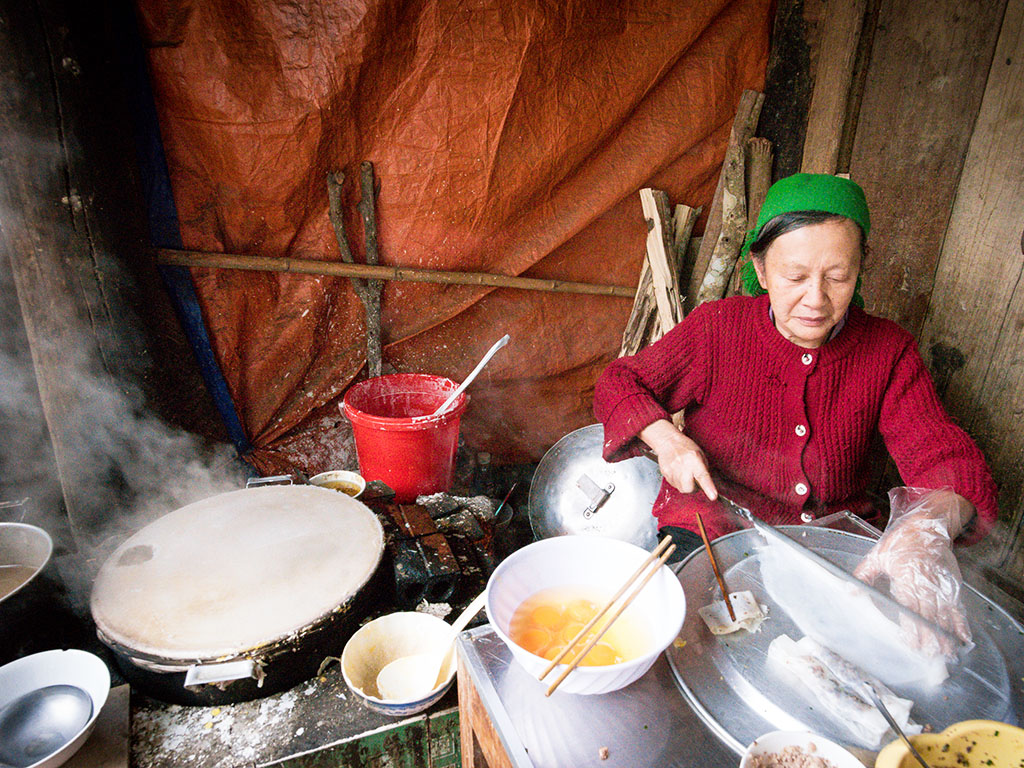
[853, 488, 974, 658]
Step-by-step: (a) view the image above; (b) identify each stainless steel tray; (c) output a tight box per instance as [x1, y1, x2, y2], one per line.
[665, 526, 1024, 757]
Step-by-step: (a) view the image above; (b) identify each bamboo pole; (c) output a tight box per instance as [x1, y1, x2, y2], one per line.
[155, 249, 635, 298]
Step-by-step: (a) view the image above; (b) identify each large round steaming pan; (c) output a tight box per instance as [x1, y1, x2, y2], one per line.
[529, 424, 660, 548]
[90, 486, 385, 705]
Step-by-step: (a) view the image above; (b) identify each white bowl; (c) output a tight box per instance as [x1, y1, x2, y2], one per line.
[740, 730, 864, 768]
[341, 612, 456, 717]
[0, 649, 111, 768]
[485, 535, 685, 695]
[309, 470, 366, 498]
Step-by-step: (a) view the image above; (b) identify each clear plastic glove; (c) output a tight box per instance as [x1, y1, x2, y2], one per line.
[638, 419, 717, 499]
[853, 487, 973, 659]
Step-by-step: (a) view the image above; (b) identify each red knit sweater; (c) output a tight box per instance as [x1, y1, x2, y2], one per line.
[593, 294, 997, 543]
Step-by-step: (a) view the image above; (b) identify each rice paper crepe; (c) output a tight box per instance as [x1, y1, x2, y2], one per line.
[768, 634, 921, 748]
[757, 535, 949, 689]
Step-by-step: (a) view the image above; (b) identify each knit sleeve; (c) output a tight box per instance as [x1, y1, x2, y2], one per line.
[593, 304, 712, 461]
[878, 339, 998, 544]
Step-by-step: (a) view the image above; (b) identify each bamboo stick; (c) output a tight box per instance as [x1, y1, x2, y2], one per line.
[155, 249, 635, 298]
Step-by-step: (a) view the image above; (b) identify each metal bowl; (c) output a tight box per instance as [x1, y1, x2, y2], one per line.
[0, 523, 53, 607]
[0, 649, 110, 768]
[528, 424, 661, 548]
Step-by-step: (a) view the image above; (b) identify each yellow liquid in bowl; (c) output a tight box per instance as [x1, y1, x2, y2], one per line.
[508, 586, 648, 666]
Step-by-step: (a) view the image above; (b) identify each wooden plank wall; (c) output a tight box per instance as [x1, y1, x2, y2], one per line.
[848, 0, 1007, 336]
[781, 0, 1024, 583]
[918, 1, 1024, 580]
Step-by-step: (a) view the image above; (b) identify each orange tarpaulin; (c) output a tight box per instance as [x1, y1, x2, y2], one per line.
[137, 0, 772, 473]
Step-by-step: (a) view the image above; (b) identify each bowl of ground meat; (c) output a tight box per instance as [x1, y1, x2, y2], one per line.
[740, 731, 864, 768]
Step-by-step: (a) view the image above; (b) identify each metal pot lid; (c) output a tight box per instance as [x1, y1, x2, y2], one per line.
[528, 424, 661, 549]
[91, 486, 383, 662]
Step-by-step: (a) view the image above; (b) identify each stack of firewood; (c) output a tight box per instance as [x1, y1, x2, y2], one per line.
[620, 89, 775, 357]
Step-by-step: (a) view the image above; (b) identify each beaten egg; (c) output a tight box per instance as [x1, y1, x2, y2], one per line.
[508, 586, 648, 666]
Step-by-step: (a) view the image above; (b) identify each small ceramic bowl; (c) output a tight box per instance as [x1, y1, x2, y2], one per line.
[0, 649, 110, 768]
[485, 535, 686, 695]
[340, 612, 456, 717]
[309, 469, 366, 499]
[740, 731, 863, 768]
[875, 719, 1024, 767]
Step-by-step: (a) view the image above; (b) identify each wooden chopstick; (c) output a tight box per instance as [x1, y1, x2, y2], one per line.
[544, 542, 676, 697]
[538, 536, 672, 681]
[696, 511, 735, 622]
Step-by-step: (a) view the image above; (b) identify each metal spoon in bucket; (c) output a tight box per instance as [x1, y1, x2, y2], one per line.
[429, 334, 510, 418]
[376, 591, 487, 701]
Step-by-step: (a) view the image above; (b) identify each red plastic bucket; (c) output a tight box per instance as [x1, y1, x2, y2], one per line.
[341, 374, 469, 502]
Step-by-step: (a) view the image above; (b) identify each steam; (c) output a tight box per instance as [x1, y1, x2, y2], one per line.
[0, 243, 247, 557]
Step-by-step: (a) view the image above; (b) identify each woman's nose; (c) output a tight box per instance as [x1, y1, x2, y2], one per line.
[803, 280, 828, 307]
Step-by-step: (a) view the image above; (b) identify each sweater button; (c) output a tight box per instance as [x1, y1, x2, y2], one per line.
[794, 482, 808, 495]
[795, 424, 807, 437]
[800, 511, 815, 523]
[801, 353, 813, 365]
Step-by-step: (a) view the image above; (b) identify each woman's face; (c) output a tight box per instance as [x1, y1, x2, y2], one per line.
[753, 218, 861, 349]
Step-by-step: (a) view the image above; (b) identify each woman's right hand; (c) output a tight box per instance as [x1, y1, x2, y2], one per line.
[639, 419, 718, 500]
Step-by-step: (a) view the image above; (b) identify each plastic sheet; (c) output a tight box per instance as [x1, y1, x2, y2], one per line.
[136, 0, 772, 471]
[758, 534, 949, 689]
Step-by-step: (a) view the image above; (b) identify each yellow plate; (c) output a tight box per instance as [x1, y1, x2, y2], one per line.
[875, 719, 1024, 767]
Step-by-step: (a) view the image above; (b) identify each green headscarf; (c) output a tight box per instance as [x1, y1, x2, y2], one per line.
[739, 173, 870, 306]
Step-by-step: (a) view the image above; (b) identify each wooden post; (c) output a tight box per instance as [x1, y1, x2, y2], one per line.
[800, 0, 868, 174]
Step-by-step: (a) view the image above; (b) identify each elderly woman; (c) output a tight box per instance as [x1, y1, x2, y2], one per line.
[594, 173, 997, 650]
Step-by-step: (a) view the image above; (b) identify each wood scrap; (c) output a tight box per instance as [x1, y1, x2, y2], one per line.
[640, 188, 683, 334]
[357, 162, 384, 377]
[620, 200, 699, 357]
[728, 137, 774, 297]
[619, 261, 658, 357]
[685, 90, 765, 310]
[328, 166, 384, 376]
[672, 204, 701, 276]
[696, 122, 749, 305]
